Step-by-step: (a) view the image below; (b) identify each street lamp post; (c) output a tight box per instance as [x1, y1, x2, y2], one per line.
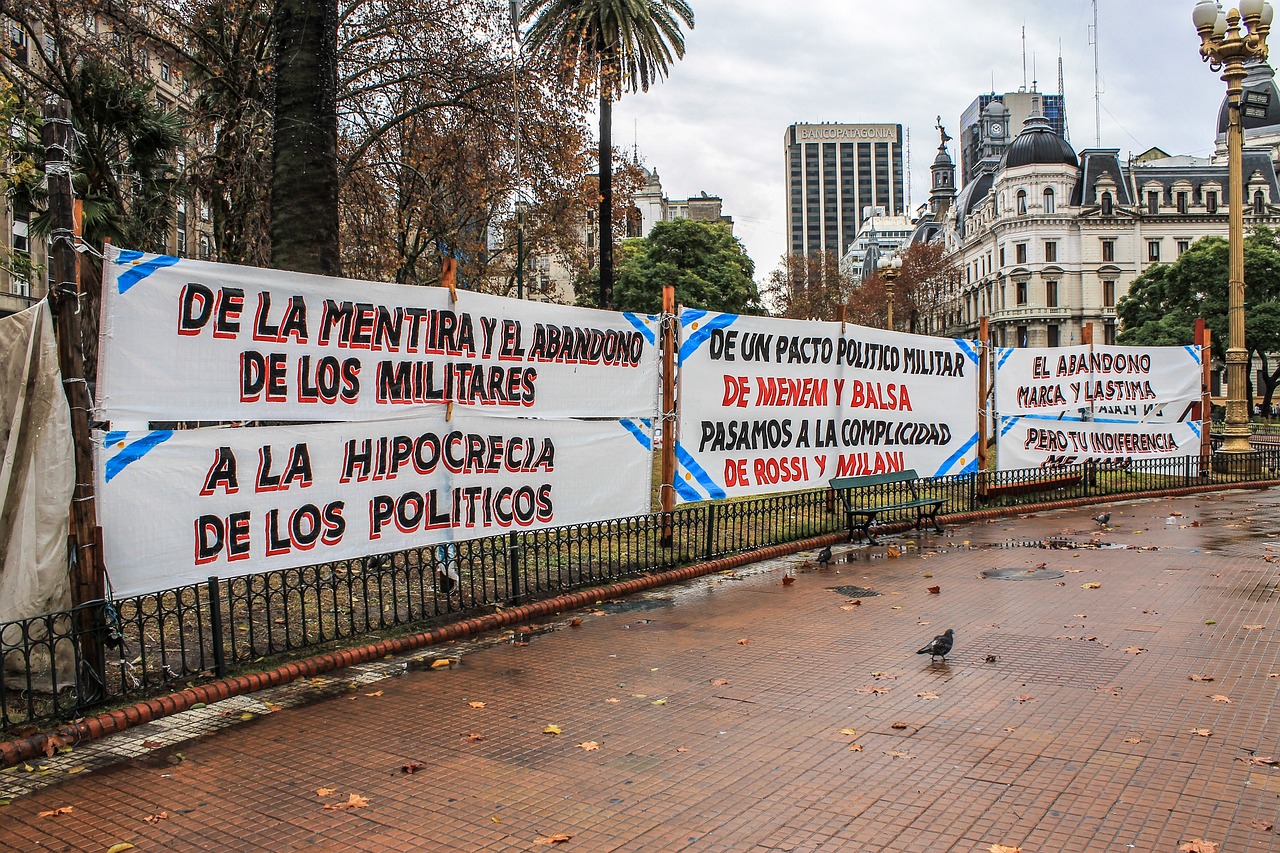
[1194, 0, 1273, 457]
[878, 252, 903, 330]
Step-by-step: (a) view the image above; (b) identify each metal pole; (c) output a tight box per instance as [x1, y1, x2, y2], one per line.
[1220, 56, 1254, 455]
[43, 97, 105, 692]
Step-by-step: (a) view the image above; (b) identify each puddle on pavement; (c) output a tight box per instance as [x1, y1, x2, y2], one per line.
[597, 598, 675, 615]
[982, 567, 1067, 580]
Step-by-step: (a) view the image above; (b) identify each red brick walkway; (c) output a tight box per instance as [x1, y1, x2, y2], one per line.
[5, 490, 1280, 852]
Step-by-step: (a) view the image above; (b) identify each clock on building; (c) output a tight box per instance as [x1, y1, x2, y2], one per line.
[988, 121, 1005, 138]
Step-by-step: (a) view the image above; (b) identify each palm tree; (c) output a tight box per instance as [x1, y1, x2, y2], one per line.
[522, 0, 693, 309]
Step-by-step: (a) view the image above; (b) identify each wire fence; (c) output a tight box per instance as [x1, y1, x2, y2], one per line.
[4, 449, 1278, 734]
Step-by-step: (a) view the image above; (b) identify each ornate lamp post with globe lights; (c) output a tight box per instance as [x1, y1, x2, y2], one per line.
[1193, 0, 1273, 458]
[877, 252, 902, 330]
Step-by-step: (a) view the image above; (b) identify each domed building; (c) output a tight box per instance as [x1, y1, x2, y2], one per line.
[917, 94, 1280, 353]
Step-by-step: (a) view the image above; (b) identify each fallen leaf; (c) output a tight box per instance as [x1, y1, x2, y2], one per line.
[569, 618, 583, 627]
[1210, 695, 1233, 704]
[782, 575, 796, 586]
[922, 573, 934, 578]
[141, 740, 165, 749]
[1188, 674, 1215, 682]
[39, 806, 73, 818]
[676, 746, 689, 753]
[1240, 756, 1280, 766]
[736, 638, 750, 645]
[916, 691, 940, 700]
[839, 605, 859, 611]
[870, 671, 896, 680]
[1250, 819, 1274, 831]
[1124, 647, 1146, 655]
[465, 732, 486, 742]
[1205, 619, 1217, 625]
[1189, 728, 1214, 737]
[42, 734, 66, 758]
[468, 701, 486, 709]
[848, 743, 863, 752]
[364, 691, 383, 697]
[838, 728, 858, 736]
[1270, 673, 1280, 679]
[890, 605, 903, 610]
[604, 698, 620, 704]
[430, 659, 454, 669]
[989, 845, 1023, 853]
[322, 793, 370, 810]
[543, 724, 562, 735]
[1014, 695, 1034, 704]
[533, 834, 574, 845]
[1178, 840, 1220, 853]
[316, 787, 336, 797]
[1002, 726, 1017, 733]
[1122, 737, 1145, 744]
[1073, 614, 1087, 619]
[884, 749, 911, 758]
[578, 741, 599, 751]
[144, 811, 169, 823]
[107, 845, 137, 853]
[1245, 624, 1266, 630]
[401, 762, 424, 774]
[927, 586, 941, 594]
[857, 685, 891, 695]
[711, 679, 731, 686]
[890, 721, 909, 729]
[1082, 582, 1102, 589]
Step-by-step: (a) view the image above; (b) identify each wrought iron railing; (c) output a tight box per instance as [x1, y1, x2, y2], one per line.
[4, 449, 1279, 733]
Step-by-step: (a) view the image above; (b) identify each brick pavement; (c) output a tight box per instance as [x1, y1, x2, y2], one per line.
[4, 490, 1280, 851]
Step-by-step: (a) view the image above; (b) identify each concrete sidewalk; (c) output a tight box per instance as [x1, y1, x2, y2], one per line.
[4, 489, 1280, 851]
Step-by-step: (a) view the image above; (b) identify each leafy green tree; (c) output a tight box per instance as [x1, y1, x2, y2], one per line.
[522, 0, 694, 309]
[610, 218, 758, 314]
[1117, 227, 1280, 412]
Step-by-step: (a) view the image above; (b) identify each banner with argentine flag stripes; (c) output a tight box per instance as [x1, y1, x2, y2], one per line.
[96, 247, 660, 422]
[95, 412, 654, 596]
[674, 310, 980, 502]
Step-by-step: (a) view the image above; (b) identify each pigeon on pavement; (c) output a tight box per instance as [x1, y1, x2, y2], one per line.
[917, 628, 954, 661]
[817, 545, 833, 567]
[1094, 512, 1111, 527]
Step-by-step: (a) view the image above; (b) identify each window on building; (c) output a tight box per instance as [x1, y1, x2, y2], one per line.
[11, 22, 29, 64]
[12, 201, 30, 254]
[1016, 324, 1029, 347]
[1016, 281, 1028, 306]
[1101, 239, 1115, 263]
[1104, 322, 1116, 345]
[1101, 192, 1114, 215]
[199, 234, 212, 260]
[1254, 190, 1266, 215]
[1015, 242, 1027, 264]
[1177, 239, 1191, 256]
[1177, 191, 1188, 214]
[1047, 324, 1061, 348]
[999, 246, 1005, 266]
[201, 203, 211, 222]
[161, 62, 171, 83]
[1043, 187, 1055, 214]
[1206, 190, 1218, 214]
[43, 33, 54, 60]
[1148, 239, 1161, 262]
[1016, 190, 1027, 215]
[1103, 280, 1116, 307]
[1045, 280, 1058, 308]
[1044, 241, 1057, 263]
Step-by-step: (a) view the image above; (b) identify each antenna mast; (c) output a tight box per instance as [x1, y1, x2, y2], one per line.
[1021, 26, 1027, 91]
[1058, 44, 1069, 141]
[1091, 0, 1101, 146]
[905, 127, 912, 214]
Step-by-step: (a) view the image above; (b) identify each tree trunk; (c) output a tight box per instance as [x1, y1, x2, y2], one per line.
[598, 88, 613, 309]
[270, 0, 341, 276]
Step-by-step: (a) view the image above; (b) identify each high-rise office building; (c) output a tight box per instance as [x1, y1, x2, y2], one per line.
[959, 89, 1066, 185]
[784, 123, 904, 258]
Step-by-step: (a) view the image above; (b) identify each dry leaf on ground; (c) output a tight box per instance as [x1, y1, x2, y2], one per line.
[364, 691, 383, 697]
[1250, 819, 1274, 831]
[543, 724, 562, 735]
[316, 787, 336, 797]
[884, 749, 911, 758]
[916, 691, 940, 700]
[1014, 695, 1034, 704]
[989, 845, 1023, 853]
[323, 793, 370, 810]
[1244, 624, 1266, 630]
[1240, 756, 1280, 766]
[1189, 728, 1214, 737]
[578, 741, 599, 751]
[848, 743, 864, 752]
[1188, 674, 1215, 682]
[533, 834, 574, 845]
[430, 659, 454, 669]
[890, 721, 909, 730]
[927, 586, 941, 594]
[1124, 647, 1146, 655]
[711, 679, 731, 686]
[144, 811, 169, 823]
[38, 806, 73, 818]
[857, 685, 891, 695]
[1210, 695, 1233, 704]
[107, 845, 136, 853]
[1082, 582, 1102, 589]
[737, 638, 750, 645]
[838, 728, 858, 736]
[465, 732, 486, 742]
[401, 762, 424, 774]
[1178, 840, 1220, 853]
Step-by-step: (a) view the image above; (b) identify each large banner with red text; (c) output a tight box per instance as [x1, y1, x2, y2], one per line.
[95, 413, 654, 595]
[673, 310, 980, 502]
[996, 416, 1202, 470]
[96, 247, 659, 422]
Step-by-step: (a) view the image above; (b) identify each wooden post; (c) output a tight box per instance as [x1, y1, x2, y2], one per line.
[43, 98, 104, 691]
[659, 285, 676, 547]
[1197, 319, 1212, 462]
[977, 317, 989, 486]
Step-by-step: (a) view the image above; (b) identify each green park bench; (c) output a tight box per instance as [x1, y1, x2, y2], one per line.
[829, 469, 945, 545]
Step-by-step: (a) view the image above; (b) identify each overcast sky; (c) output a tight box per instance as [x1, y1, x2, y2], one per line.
[610, 0, 1235, 278]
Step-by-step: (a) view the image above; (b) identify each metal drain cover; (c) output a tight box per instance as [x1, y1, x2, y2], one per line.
[827, 585, 883, 597]
[982, 567, 1066, 580]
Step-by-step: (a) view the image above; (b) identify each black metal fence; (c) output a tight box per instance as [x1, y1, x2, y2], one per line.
[4, 449, 1279, 734]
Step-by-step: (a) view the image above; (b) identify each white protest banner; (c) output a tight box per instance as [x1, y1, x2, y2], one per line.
[996, 415, 1201, 470]
[96, 247, 659, 422]
[674, 309, 980, 502]
[96, 413, 654, 596]
[994, 344, 1201, 420]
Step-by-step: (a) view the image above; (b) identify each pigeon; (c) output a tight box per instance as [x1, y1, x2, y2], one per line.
[1093, 512, 1111, 527]
[816, 545, 833, 567]
[916, 628, 954, 661]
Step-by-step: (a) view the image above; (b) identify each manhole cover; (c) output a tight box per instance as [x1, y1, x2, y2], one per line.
[827, 585, 883, 597]
[982, 567, 1066, 580]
